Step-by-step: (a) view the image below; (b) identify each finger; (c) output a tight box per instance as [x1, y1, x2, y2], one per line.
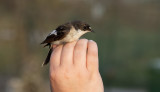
[60, 41, 77, 66]
[51, 45, 57, 52]
[50, 45, 63, 69]
[86, 40, 99, 72]
[73, 39, 88, 68]
[52, 45, 57, 49]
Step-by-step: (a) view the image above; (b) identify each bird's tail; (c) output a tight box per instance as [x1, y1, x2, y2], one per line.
[42, 48, 53, 67]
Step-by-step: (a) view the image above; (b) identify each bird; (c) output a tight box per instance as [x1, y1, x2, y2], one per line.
[41, 21, 93, 66]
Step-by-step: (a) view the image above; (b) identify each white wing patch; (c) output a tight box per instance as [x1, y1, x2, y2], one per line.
[49, 30, 57, 35]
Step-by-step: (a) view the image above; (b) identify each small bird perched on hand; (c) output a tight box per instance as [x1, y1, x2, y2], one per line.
[41, 21, 93, 66]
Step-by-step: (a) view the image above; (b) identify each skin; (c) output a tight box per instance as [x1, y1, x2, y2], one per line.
[49, 39, 104, 92]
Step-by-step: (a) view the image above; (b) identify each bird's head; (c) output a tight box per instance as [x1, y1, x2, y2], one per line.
[71, 21, 94, 33]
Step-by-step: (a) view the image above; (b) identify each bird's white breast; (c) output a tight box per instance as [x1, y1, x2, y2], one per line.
[53, 27, 88, 44]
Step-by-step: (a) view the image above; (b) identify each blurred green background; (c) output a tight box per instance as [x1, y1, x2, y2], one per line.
[0, 0, 160, 92]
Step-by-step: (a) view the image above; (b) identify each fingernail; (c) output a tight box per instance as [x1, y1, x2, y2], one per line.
[89, 40, 94, 42]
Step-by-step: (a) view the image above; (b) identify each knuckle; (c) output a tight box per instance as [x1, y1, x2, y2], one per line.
[78, 71, 87, 78]
[63, 72, 72, 80]
[50, 72, 55, 78]
[50, 71, 57, 80]
[74, 68, 88, 78]
[50, 68, 63, 79]
[62, 66, 72, 74]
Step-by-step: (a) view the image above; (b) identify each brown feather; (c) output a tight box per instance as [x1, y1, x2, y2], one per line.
[42, 48, 52, 66]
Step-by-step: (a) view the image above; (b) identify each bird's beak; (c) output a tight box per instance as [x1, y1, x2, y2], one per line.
[90, 29, 95, 33]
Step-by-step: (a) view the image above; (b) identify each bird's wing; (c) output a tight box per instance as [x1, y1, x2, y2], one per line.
[41, 29, 70, 44]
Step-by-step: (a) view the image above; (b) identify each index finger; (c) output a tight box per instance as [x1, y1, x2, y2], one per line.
[50, 45, 63, 69]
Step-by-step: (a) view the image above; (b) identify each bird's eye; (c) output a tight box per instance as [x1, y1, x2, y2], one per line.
[83, 26, 87, 30]
[83, 26, 89, 30]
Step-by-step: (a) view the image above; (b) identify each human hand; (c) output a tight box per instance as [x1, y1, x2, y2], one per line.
[49, 39, 104, 92]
